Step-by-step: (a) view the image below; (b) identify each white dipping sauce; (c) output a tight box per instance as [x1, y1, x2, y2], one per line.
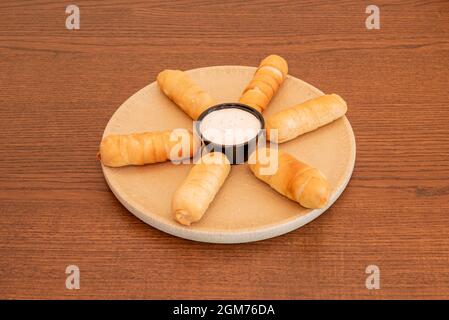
[199, 108, 261, 145]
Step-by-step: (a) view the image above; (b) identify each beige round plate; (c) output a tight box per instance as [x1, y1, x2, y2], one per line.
[101, 66, 356, 243]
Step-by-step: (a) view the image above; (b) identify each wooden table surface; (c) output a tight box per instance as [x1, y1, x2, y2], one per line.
[1, 0, 448, 300]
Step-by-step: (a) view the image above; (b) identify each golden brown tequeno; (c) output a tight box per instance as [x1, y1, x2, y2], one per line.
[172, 152, 231, 226]
[249, 148, 330, 209]
[98, 130, 199, 167]
[239, 54, 288, 113]
[266, 94, 347, 143]
[157, 70, 215, 120]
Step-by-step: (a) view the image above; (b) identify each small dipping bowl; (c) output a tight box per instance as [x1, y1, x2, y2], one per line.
[195, 103, 265, 164]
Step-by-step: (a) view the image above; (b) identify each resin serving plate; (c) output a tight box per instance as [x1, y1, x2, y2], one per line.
[101, 66, 356, 243]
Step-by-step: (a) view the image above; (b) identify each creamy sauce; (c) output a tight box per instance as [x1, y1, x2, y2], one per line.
[199, 108, 261, 145]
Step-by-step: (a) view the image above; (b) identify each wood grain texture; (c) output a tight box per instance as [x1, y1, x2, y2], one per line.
[0, 0, 448, 299]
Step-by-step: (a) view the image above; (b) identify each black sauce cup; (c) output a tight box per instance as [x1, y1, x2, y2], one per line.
[195, 103, 265, 165]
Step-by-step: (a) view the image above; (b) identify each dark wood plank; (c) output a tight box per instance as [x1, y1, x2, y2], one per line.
[0, 0, 448, 299]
